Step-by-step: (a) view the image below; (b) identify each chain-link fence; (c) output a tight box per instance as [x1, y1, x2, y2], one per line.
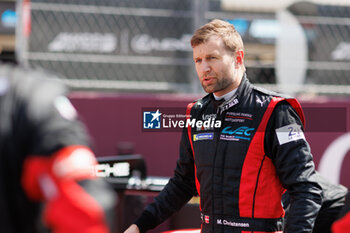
[15, 0, 350, 95]
[16, 0, 197, 92]
[276, 1, 350, 95]
[292, 3, 350, 83]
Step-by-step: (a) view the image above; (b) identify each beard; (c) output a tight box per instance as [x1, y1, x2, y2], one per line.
[201, 75, 233, 94]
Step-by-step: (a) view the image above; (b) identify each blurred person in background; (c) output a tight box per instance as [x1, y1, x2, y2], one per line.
[332, 191, 350, 233]
[283, 172, 348, 233]
[124, 19, 322, 233]
[0, 63, 116, 233]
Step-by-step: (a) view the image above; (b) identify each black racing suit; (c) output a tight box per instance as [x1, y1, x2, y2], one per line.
[135, 75, 322, 233]
[0, 64, 116, 233]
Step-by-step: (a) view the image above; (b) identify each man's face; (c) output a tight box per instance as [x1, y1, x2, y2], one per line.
[193, 36, 240, 96]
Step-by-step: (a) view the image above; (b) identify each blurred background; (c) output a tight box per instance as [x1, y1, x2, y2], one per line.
[1, 0, 350, 232]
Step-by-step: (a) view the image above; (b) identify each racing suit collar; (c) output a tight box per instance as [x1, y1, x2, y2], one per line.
[213, 88, 237, 102]
[216, 73, 250, 113]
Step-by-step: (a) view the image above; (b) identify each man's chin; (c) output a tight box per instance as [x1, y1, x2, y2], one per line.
[202, 85, 214, 93]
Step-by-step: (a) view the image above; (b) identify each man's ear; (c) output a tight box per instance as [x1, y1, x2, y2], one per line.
[236, 50, 244, 65]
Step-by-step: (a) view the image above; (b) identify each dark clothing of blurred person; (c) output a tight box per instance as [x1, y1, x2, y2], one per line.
[283, 173, 348, 233]
[0, 63, 116, 233]
[332, 191, 350, 233]
[124, 19, 322, 233]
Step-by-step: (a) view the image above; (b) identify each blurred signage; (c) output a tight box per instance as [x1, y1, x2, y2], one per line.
[249, 19, 279, 39]
[48, 32, 117, 53]
[0, 2, 16, 34]
[221, 0, 350, 12]
[331, 42, 350, 61]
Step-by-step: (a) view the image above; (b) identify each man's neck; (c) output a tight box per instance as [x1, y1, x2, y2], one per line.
[213, 88, 237, 101]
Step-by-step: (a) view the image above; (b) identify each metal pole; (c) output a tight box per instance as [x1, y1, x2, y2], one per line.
[190, 0, 209, 94]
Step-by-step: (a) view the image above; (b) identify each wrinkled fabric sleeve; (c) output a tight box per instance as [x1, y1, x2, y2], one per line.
[332, 191, 350, 233]
[264, 101, 323, 233]
[14, 70, 116, 232]
[20, 77, 90, 156]
[134, 127, 198, 233]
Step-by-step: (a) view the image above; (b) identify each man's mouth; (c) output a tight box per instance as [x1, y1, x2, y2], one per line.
[203, 76, 215, 85]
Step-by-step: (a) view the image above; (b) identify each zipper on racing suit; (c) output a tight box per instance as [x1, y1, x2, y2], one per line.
[210, 106, 227, 233]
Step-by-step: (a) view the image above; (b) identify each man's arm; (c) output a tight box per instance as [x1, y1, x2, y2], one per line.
[265, 101, 323, 233]
[124, 224, 140, 233]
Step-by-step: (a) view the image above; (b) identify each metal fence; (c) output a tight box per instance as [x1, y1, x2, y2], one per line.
[15, 0, 350, 95]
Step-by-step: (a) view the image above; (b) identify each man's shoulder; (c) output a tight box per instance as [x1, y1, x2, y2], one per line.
[248, 84, 304, 117]
[188, 93, 211, 109]
[251, 85, 278, 97]
[251, 84, 297, 101]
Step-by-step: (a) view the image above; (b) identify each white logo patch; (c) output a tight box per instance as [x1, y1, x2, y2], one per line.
[276, 123, 305, 145]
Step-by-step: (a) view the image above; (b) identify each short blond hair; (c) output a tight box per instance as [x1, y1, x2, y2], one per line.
[191, 19, 244, 53]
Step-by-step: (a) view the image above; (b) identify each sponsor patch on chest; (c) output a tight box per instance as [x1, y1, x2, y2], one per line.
[225, 112, 253, 123]
[275, 123, 305, 145]
[220, 126, 255, 141]
[193, 132, 214, 141]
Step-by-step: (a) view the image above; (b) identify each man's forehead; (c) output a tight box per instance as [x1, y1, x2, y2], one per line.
[193, 37, 225, 56]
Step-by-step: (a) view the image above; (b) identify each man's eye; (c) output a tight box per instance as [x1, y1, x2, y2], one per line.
[195, 59, 201, 63]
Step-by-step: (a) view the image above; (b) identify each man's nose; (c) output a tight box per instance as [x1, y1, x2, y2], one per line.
[200, 61, 211, 75]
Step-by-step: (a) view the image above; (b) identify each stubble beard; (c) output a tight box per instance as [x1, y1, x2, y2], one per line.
[202, 76, 233, 94]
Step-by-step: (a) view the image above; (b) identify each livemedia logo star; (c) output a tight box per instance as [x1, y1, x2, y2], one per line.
[142, 108, 221, 131]
[143, 109, 162, 129]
